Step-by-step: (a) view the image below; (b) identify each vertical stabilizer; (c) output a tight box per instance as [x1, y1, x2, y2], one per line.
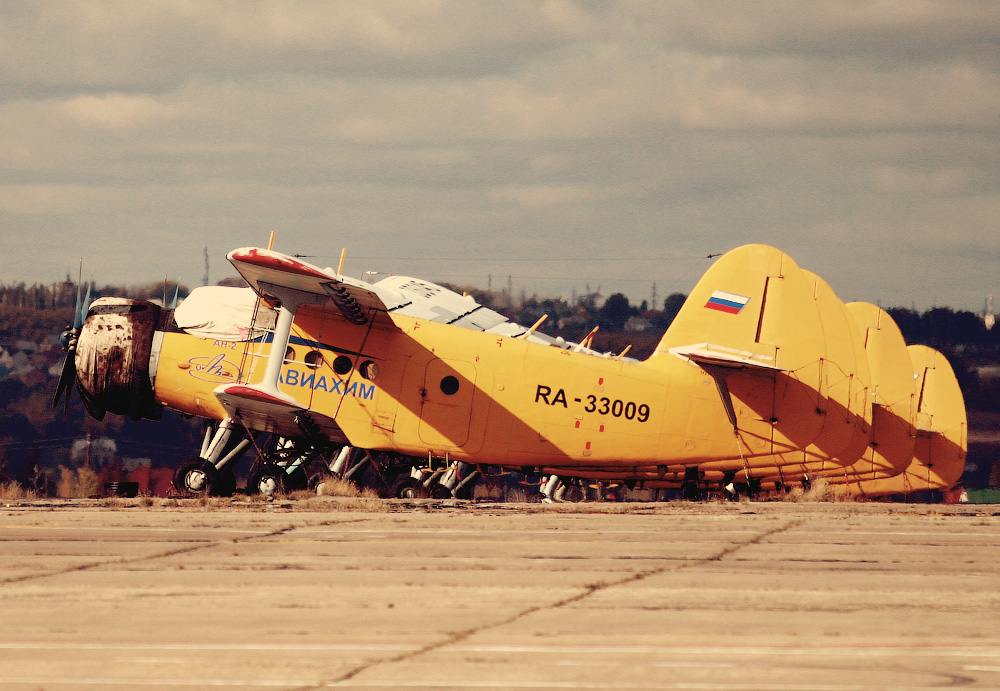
[651, 245, 832, 464]
[852, 345, 966, 496]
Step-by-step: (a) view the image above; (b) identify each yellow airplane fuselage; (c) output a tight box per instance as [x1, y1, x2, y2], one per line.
[151, 301, 848, 474]
[74, 242, 963, 497]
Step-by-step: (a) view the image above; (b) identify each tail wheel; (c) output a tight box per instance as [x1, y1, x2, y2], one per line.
[246, 464, 286, 496]
[173, 457, 217, 496]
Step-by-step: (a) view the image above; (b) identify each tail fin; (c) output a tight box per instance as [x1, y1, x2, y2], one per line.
[849, 344, 967, 496]
[907, 344, 967, 489]
[795, 270, 871, 467]
[844, 302, 915, 479]
[653, 244, 827, 372]
[650, 244, 833, 459]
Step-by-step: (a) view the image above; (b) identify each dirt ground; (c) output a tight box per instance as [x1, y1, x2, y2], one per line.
[0, 498, 999, 690]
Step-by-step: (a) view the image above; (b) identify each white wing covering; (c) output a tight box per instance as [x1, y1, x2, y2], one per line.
[225, 247, 621, 356]
[374, 275, 509, 331]
[173, 286, 276, 341]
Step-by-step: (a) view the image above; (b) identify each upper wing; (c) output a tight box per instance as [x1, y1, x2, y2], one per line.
[228, 247, 391, 325]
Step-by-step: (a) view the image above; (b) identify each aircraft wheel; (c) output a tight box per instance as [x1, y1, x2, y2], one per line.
[391, 476, 427, 499]
[429, 484, 452, 499]
[173, 458, 217, 496]
[285, 467, 309, 492]
[308, 472, 329, 490]
[213, 471, 237, 497]
[246, 464, 286, 496]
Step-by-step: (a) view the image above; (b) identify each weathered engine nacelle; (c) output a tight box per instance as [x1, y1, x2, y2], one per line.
[75, 298, 163, 421]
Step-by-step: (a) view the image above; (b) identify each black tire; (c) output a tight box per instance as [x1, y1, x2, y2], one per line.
[246, 464, 286, 496]
[429, 484, 452, 499]
[284, 467, 309, 492]
[104, 481, 139, 498]
[214, 471, 237, 497]
[173, 458, 217, 496]
[390, 476, 427, 499]
[308, 472, 328, 490]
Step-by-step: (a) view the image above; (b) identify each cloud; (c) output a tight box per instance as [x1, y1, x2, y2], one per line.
[0, 1, 998, 312]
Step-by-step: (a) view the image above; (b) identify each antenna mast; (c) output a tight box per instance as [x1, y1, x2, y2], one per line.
[203, 246, 210, 286]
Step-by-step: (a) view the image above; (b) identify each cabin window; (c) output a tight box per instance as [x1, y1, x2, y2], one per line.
[440, 375, 460, 396]
[284, 346, 295, 364]
[333, 355, 353, 375]
[359, 360, 379, 380]
[304, 350, 323, 370]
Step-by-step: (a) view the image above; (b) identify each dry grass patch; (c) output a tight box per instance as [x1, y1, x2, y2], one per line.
[0, 481, 37, 500]
[783, 478, 857, 503]
[314, 475, 379, 499]
[57, 466, 100, 498]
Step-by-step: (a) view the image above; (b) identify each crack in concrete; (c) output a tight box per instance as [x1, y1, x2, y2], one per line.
[305, 517, 808, 689]
[0, 517, 371, 585]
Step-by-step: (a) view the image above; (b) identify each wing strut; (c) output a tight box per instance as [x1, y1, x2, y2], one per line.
[213, 300, 310, 432]
[260, 306, 295, 399]
[700, 363, 740, 432]
[668, 343, 782, 433]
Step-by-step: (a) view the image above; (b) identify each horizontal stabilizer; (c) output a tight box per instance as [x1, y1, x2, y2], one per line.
[667, 342, 782, 373]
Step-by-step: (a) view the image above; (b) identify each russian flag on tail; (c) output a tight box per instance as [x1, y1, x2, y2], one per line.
[705, 290, 750, 315]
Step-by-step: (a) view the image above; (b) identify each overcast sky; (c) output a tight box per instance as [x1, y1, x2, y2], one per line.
[1, 1, 998, 312]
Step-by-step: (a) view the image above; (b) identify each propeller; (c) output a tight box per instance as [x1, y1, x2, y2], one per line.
[52, 282, 90, 414]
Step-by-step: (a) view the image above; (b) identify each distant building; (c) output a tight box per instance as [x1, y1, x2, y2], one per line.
[624, 315, 652, 333]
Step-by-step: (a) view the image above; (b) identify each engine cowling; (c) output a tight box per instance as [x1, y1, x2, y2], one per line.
[75, 298, 163, 421]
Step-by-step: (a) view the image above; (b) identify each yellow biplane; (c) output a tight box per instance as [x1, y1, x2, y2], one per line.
[55, 243, 966, 500]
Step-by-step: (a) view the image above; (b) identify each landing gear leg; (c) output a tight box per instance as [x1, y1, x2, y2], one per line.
[173, 416, 253, 496]
[438, 461, 478, 499]
[540, 475, 564, 503]
[451, 463, 480, 499]
[722, 470, 738, 502]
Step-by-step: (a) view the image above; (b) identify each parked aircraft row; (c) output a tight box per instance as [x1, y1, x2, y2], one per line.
[54, 243, 966, 501]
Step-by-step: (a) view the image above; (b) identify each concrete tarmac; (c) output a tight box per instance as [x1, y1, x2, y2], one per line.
[0, 497, 999, 690]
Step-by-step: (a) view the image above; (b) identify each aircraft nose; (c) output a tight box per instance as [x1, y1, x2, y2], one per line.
[74, 298, 163, 421]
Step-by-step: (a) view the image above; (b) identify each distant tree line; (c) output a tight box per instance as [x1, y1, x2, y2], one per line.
[1, 277, 998, 489]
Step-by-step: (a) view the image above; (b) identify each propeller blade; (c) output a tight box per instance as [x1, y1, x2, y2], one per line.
[52, 352, 76, 410]
[77, 284, 91, 329]
[72, 285, 83, 330]
[54, 269, 89, 415]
